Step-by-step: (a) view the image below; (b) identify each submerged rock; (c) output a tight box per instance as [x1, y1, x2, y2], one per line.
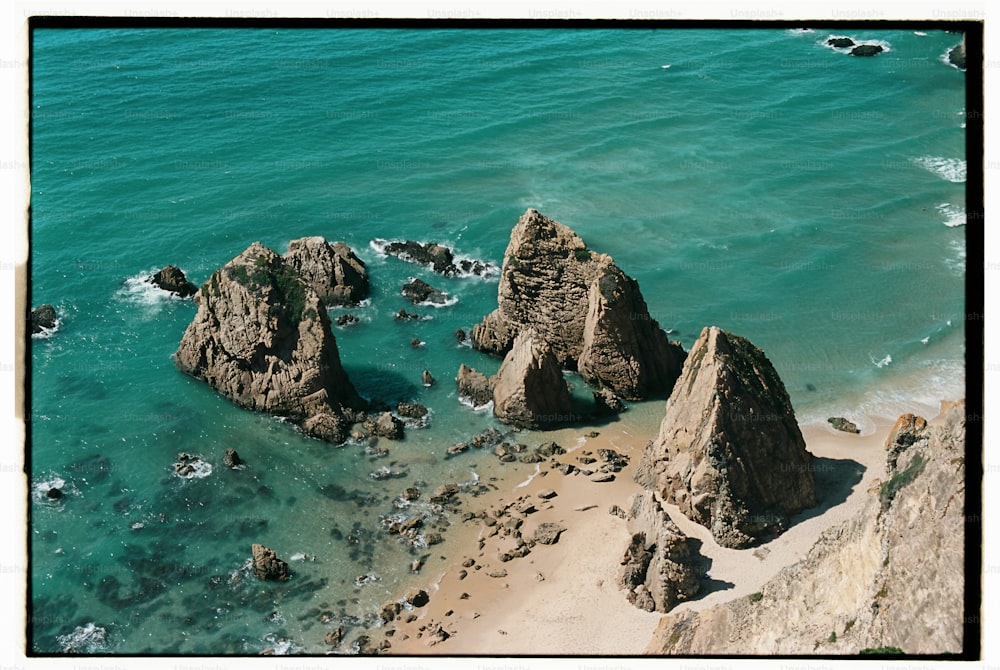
[826, 36, 855, 48]
[174, 242, 366, 444]
[471, 209, 683, 399]
[30, 304, 58, 334]
[251, 543, 289, 581]
[283, 237, 369, 307]
[636, 326, 816, 549]
[492, 330, 574, 429]
[149, 265, 197, 298]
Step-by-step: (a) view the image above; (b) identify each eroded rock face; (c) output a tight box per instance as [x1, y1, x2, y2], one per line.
[456, 363, 494, 407]
[578, 263, 685, 399]
[636, 326, 815, 549]
[646, 401, 967, 655]
[470, 209, 682, 399]
[620, 491, 702, 613]
[283, 237, 369, 307]
[174, 242, 365, 444]
[492, 330, 574, 429]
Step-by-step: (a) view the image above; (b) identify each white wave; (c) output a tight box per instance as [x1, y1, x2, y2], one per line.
[57, 623, 109, 653]
[937, 202, 966, 227]
[869, 353, 893, 368]
[940, 48, 965, 71]
[921, 336, 930, 344]
[418, 294, 459, 308]
[945, 239, 966, 276]
[172, 455, 213, 479]
[914, 31, 928, 37]
[31, 318, 61, 339]
[787, 28, 814, 35]
[515, 463, 542, 489]
[914, 156, 966, 183]
[117, 269, 188, 310]
[260, 634, 304, 656]
[368, 238, 390, 256]
[228, 558, 254, 586]
[458, 396, 493, 412]
[33, 475, 73, 503]
[452, 253, 500, 281]
[289, 552, 307, 561]
[354, 571, 381, 587]
[459, 469, 481, 490]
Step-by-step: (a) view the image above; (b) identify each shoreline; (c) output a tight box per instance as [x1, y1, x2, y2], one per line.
[376, 399, 954, 656]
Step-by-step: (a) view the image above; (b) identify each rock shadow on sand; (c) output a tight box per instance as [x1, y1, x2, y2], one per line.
[686, 538, 736, 600]
[788, 455, 867, 528]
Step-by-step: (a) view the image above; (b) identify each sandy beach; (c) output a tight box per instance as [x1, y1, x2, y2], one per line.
[381, 411, 896, 656]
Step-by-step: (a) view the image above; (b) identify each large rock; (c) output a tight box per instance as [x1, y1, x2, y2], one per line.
[251, 543, 289, 581]
[850, 44, 884, 57]
[578, 263, 685, 399]
[383, 240, 495, 277]
[401, 278, 448, 305]
[620, 491, 702, 613]
[456, 363, 495, 407]
[174, 242, 366, 444]
[492, 330, 574, 429]
[636, 326, 815, 548]
[470, 209, 682, 399]
[283, 237, 369, 307]
[30, 304, 58, 334]
[646, 401, 967, 654]
[149, 265, 197, 298]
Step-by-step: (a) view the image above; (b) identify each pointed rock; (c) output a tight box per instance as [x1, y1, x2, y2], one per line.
[578, 263, 685, 399]
[492, 330, 574, 429]
[251, 543, 289, 581]
[174, 242, 366, 444]
[150, 265, 197, 298]
[283, 237, 369, 307]
[636, 326, 815, 548]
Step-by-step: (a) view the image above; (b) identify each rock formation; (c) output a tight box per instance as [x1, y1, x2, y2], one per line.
[149, 265, 197, 298]
[251, 543, 289, 581]
[636, 326, 815, 549]
[850, 44, 884, 57]
[174, 242, 366, 444]
[492, 330, 574, 429]
[646, 400, 967, 655]
[828, 416, 860, 434]
[283, 237, 369, 307]
[470, 208, 683, 399]
[619, 491, 702, 613]
[382, 240, 494, 277]
[827, 37, 855, 48]
[456, 363, 494, 407]
[401, 278, 448, 305]
[30, 304, 58, 334]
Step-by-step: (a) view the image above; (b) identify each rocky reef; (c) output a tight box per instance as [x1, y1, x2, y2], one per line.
[174, 241, 366, 444]
[646, 400, 967, 655]
[30, 304, 58, 335]
[470, 208, 684, 400]
[149, 265, 197, 298]
[636, 326, 816, 549]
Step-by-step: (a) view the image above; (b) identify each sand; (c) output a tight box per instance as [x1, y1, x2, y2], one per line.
[382, 415, 895, 656]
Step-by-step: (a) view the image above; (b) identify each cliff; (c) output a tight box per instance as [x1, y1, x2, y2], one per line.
[646, 400, 967, 655]
[174, 242, 366, 444]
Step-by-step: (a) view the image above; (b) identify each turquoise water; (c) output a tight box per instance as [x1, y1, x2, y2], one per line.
[29, 26, 967, 654]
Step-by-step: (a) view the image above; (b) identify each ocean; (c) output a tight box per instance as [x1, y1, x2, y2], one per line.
[28, 25, 968, 654]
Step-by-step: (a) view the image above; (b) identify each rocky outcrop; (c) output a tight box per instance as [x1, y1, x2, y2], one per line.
[174, 242, 366, 444]
[401, 278, 448, 305]
[492, 330, 574, 429]
[948, 39, 966, 70]
[382, 240, 494, 277]
[30, 304, 58, 334]
[620, 491, 702, 613]
[827, 37, 855, 48]
[851, 44, 884, 57]
[149, 265, 197, 298]
[283, 237, 369, 307]
[578, 263, 685, 399]
[828, 416, 860, 434]
[636, 326, 815, 549]
[421, 369, 436, 387]
[456, 364, 494, 407]
[470, 209, 683, 400]
[646, 401, 967, 655]
[251, 543, 289, 581]
[593, 388, 626, 416]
